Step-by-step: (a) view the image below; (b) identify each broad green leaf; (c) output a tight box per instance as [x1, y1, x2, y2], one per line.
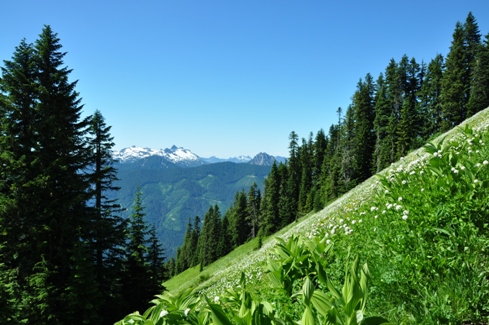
[204, 296, 233, 325]
[300, 306, 316, 325]
[310, 290, 333, 317]
[303, 276, 315, 305]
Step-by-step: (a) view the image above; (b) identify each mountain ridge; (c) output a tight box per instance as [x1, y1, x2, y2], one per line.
[113, 145, 287, 167]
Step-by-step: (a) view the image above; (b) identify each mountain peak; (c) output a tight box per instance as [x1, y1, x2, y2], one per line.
[248, 152, 276, 166]
[113, 145, 204, 167]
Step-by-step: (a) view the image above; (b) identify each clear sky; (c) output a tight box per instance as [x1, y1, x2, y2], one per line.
[1, 1, 488, 158]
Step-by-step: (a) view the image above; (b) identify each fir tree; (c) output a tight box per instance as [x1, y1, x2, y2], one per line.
[121, 186, 154, 314]
[468, 33, 489, 115]
[246, 182, 261, 238]
[0, 26, 102, 324]
[372, 74, 392, 173]
[418, 54, 444, 139]
[87, 109, 127, 323]
[352, 74, 375, 181]
[259, 162, 282, 236]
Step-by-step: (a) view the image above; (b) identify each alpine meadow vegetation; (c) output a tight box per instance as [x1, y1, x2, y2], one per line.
[1, 11, 489, 325]
[118, 108, 489, 325]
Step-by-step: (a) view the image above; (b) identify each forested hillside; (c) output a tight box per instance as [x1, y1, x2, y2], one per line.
[0, 10, 488, 325]
[121, 13, 489, 325]
[113, 160, 272, 258]
[0, 27, 167, 324]
[171, 11, 489, 278]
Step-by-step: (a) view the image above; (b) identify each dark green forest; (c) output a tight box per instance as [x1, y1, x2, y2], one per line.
[113, 160, 271, 259]
[1, 11, 489, 324]
[0, 26, 166, 324]
[174, 12, 489, 277]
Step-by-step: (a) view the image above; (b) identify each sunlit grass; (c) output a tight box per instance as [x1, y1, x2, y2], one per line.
[155, 107, 489, 325]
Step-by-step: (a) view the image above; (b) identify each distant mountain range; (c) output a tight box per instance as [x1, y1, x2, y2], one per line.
[112, 145, 287, 167]
[111, 145, 287, 258]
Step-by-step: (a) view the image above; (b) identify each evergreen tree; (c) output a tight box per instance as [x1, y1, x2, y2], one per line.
[385, 59, 402, 162]
[468, 33, 489, 115]
[0, 39, 38, 323]
[87, 109, 127, 323]
[372, 73, 392, 173]
[441, 22, 466, 131]
[190, 216, 201, 266]
[441, 13, 481, 130]
[259, 162, 282, 236]
[218, 214, 232, 257]
[0, 26, 102, 324]
[397, 56, 422, 156]
[246, 182, 261, 238]
[463, 11, 481, 111]
[298, 134, 313, 213]
[121, 186, 154, 314]
[197, 205, 222, 268]
[228, 191, 249, 247]
[418, 54, 444, 139]
[352, 74, 375, 181]
[147, 226, 166, 293]
[176, 218, 194, 272]
[339, 105, 357, 192]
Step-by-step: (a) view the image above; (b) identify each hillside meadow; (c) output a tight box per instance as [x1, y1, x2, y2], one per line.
[116, 107, 489, 324]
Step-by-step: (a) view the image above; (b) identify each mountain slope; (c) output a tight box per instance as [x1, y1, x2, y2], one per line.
[113, 161, 272, 258]
[164, 106, 489, 299]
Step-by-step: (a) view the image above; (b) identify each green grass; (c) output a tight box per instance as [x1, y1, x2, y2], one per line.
[155, 107, 489, 325]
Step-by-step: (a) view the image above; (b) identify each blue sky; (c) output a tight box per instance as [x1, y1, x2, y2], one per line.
[1, 1, 488, 158]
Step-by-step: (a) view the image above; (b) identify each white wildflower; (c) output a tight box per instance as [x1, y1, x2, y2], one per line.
[160, 310, 169, 317]
[474, 179, 479, 183]
[395, 204, 402, 211]
[402, 215, 408, 220]
[484, 160, 488, 165]
[326, 239, 331, 245]
[402, 180, 407, 185]
[185, 308, 191, 316]
[214, 296, 220, 302]
[398, 197, 403, 201]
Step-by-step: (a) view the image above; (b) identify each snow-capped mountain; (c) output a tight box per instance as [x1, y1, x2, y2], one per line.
[113, 145, 287, 168]
[113, 145, 205, 167]
[201, 155, 253, 164]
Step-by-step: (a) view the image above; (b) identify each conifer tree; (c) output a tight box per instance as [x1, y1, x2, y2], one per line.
[259, 162, 282, 236]
[147, 226, 166, 293]
[352, 74, 375, 181]
[0, 26, 103, 324]
[87, 109, 127, 323]
[418, 54, 444, 139]
[441, 15, 481, 130]
[228, 191, 249, 247]
[197, 205, 222, 268]
[122, 186, 154, 314]
[397, 57, 422, 156]
[372, 74, 392, 173]
[468, 33, 489, 115]
[339, 105, 357, 192]
[246, 182, 261, 238]
[298, 134, 313, 213]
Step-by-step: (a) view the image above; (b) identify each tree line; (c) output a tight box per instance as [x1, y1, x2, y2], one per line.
[173, 12, 489, 276]
[0, 26, 166, 324]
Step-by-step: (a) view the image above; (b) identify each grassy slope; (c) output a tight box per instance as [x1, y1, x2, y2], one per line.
[164, 107, 489, 296]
